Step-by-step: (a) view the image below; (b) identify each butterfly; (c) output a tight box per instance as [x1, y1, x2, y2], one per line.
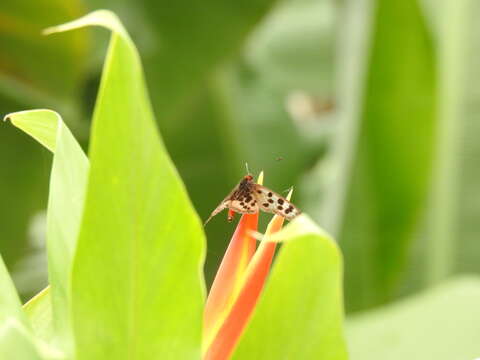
[204, 174, 301, 225]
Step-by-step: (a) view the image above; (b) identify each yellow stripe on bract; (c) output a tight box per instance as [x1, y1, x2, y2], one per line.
[285, 187, 293, 201]
[203, 171, 265, 352]
[226, 170, 264, 301]
[257, 171, 264, 185]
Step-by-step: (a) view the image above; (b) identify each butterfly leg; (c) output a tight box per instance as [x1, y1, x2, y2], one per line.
[227, 209, 236, 222]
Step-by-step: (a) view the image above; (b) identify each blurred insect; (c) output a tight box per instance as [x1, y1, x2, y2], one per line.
[275, 156, 283, 161]
[204, 174, 301, 225]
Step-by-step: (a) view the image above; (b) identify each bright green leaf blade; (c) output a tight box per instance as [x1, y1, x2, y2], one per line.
[346, 276, 480, 360]
[23, 287, 54, 345]
[46, 11, 206, 359]
[0, 255, 27, 327]
[6, 109, 89, 353]
[0, 319, 43, 360]
[46, 119, 88, 352]
[305, 0, 437, 311]
[233, 216, 347, 360]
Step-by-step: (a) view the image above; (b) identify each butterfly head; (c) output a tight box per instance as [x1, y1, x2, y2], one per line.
[244, 174, 253, 181]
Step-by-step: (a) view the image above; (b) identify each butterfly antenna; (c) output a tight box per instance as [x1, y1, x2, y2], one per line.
[245, 162, 250, 175]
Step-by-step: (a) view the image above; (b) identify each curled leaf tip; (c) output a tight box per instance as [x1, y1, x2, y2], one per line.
[42, 10, 128, 38]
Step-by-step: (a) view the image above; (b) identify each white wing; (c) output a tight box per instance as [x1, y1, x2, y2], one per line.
[254, 185, 301, 221]
[228, 199, 259, 214]
[204, 189, 259, 225]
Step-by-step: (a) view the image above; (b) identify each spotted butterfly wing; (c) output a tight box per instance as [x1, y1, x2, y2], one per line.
[204, 174, 301, 225]
[253, 185, 301, 220]
[204, 175, 258, 225]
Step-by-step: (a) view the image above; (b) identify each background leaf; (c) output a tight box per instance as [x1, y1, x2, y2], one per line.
[45, 11, 206, 359]
[419, 0, 480, 286]
[233, 216, 347, 360]
[346, 276, 480, 360]
[454, 1, 480, 276]
[304, 0, 437, 311]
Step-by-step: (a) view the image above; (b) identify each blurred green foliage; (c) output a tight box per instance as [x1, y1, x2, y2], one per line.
[319, 0, 437, 311]
[347, 276, 480, 360]
[1, 0, 480, 358]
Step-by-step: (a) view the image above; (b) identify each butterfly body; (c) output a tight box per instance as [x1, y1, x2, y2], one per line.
[204, 174, 301, 225]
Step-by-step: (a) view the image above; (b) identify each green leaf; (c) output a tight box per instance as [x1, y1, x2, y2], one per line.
[346, 276, 480, 360]
[0, 255, 27, 327]
[5, 110, 58, 151]
[233, 216, 347, 360]
[6, 109, 89, 353]
[0, 255, 45, 358]
[423, 0, 472, 284]
[0, 319, 43, 360]
[45, 10, 206, 359]
[23, 287, 54, 345]
[304, 0, 437, 311]
[453, 1, 480, 276]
